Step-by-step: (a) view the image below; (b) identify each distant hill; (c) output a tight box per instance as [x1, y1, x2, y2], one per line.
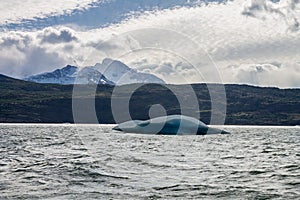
[0, 74, 299, 125]
[24, 65, 114, 85]
[24, 58, 165, 85]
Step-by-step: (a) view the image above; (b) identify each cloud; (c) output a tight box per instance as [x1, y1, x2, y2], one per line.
[0, 0, 207, 30]
[0, 0, 99, 25]
[0, 28, 73, 77]
[127, 57, 204, 84]
[39, 27, 78, 44]
[242, 0, 300, 31]
[0, 0, 299, 88]
[222, 62, 300, 88]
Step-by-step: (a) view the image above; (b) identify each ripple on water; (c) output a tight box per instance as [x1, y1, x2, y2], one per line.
[0, 125, 299, 199]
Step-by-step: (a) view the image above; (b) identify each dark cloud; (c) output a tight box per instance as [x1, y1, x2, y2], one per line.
[0, 45, 65, 77]
[242, 0, 285, 18]
[21, 47, 66, 76]
[0, 33, 32, 50]
[0, 29, 69, 77]
[39, 27, 78, 44]
[242, 0, 300, 31]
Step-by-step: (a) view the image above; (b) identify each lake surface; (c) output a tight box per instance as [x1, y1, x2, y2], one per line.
[0, 124, 299, 199]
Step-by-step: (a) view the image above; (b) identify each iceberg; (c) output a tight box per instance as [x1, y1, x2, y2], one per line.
[113, 115, 230, 135]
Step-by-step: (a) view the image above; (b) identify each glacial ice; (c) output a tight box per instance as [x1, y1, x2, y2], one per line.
[113, 115, 230, 135]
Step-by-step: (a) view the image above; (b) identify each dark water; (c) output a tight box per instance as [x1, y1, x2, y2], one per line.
[0, 124, 299, 199]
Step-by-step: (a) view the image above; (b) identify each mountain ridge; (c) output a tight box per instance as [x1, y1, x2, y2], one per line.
[0, 74, 299, 125]
[24, 58, 165, 85]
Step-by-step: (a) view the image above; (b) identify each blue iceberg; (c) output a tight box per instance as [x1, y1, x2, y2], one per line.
[113, 115, 230, 135]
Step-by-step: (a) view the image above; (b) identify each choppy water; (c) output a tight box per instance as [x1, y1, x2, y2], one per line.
[0, 124, 299, 199]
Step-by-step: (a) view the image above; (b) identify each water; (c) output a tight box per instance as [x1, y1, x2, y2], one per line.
[0, 124, 299, 199]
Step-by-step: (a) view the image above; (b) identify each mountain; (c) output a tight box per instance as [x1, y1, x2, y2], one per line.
[75, 67, 114, 85]
[24, 58, 165, 85]
[0, 74, 299, 125]
[24, 65, 114, 85]
[0, 74, 19, 83]
[94, 58, 165, 85]
[25, 65, 77, 84]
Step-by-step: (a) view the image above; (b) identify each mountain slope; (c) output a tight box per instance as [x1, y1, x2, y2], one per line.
[24, 58, 165, 85]
[0, 74, 299, 125]
[25, 65, 77, 84]
[75, 67, 114, 85]
[25, 65, 114, 85]
[94, 58, 165, 85]
[0, 74, 20, 83]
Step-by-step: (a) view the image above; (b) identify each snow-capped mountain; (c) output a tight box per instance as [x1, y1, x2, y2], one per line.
[24, 58, 165, 85]
[94, 58, 165, 85]
[75, 67, 115, 85]
[25, 65, 77, 84]
[25, 65, 114, 85]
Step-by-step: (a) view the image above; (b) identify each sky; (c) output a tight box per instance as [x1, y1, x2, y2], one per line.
[0, 0, 299, 88]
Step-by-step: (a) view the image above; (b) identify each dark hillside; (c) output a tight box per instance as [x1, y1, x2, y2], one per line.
[0, 75, 299, 125]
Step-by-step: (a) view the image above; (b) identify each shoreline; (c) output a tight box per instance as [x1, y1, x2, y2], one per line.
[0, 123, 299, 128]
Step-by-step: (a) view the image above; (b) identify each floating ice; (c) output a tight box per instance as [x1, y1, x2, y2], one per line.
[113, 115, 230, 135]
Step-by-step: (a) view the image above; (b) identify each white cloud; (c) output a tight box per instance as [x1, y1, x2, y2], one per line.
[0, 0, 205, 30]
[0, 0, 299, 87]
[0, 0, 99, 25]
[222, 62, 300, 88]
